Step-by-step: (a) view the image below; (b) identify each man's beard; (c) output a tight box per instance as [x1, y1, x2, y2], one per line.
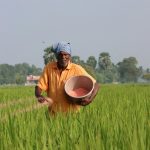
[59, 59, 68, 68]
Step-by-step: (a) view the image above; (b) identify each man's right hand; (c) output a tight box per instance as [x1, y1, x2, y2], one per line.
[35, 86, 46, 103]
[37, 95, 47, 103]
[36, 96, 54, 107]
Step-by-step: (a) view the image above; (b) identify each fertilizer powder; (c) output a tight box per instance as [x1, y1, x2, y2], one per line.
[69, 88, 89, 97]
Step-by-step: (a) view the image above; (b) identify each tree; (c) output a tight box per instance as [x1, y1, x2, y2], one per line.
[97, 52, 118, 83]
[98, 52, 112, 71]
[146, 68, 150, 73]
[43, 46, 56, 65]
[72, 56, 96, 79]
[117, 57, 140, 82]
[71, 56, 81, 64]
[86, 56, 97, 70]
[0, 64, 15, 84]
[83, 65, 96, 79]
[95, 72, 105, 83]
[30, 65, 42, 75]
[138, 66, 144, 77]
[0, 63, 42, 85]
[15, 73, 26, 84]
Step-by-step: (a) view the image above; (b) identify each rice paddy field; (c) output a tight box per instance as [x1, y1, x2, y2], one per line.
[0, 84, 150, 150]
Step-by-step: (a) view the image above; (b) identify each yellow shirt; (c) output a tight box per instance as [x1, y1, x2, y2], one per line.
[37, 61, 96, 113]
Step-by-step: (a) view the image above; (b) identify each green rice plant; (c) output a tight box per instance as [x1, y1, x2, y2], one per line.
[0, 84, 149, 150]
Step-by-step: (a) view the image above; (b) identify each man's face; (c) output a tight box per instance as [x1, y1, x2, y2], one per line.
[57, 51, 71, 68]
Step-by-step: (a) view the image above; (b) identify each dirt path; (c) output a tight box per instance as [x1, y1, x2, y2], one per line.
[0, 98, 54, 123]
[0, 98, 34, 109]
[0, 102, 49, 123]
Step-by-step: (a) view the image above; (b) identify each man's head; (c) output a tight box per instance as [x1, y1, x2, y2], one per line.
[52, 42, 71, 69]
[57, 51, 71, 69]
[52, 42, 71, 55]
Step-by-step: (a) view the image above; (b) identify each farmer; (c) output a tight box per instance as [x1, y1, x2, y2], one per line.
[35, 42, 99, 114]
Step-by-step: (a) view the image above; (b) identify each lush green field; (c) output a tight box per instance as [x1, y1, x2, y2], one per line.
[0, 84, 150, 150]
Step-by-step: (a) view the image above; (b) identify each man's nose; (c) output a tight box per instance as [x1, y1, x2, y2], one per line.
[61, 54, 66, 59]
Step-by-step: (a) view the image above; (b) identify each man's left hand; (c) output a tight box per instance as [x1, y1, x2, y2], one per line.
[77, 98, 92, 106]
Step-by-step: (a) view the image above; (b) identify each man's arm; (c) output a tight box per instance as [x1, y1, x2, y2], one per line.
[35, 86, 47, 103]
[77, 82, 100, 106]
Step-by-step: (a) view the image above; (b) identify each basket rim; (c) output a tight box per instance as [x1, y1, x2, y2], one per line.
[64, 75, 94, 99]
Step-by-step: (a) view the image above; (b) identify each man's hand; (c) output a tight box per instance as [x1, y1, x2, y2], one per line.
[76, 97, 92, 106]
[35, 86, 47, 103]
[37, 95, 47, 103]
[37, 96, 54, 106]
[76, 82, 100, 106]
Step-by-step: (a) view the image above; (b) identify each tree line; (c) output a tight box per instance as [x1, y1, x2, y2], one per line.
[0, 47, 149, 85]
[0, 63, 42, 85]
[43, 46, 150, 83]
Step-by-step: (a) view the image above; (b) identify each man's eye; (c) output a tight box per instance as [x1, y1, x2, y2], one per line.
[59, 53, 69, 58]
[63, 54, 68, 57]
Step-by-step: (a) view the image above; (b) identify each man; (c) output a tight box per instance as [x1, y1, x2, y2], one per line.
[35, 42, 99, 114]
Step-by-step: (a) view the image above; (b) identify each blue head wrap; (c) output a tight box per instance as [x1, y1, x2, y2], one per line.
[52, 42, 71, 55]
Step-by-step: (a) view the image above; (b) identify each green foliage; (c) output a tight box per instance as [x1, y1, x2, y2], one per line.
[0, 85, 150, 149]
[95, 72, 105, 83]
[71, 56, 97, 78]
[96, 52, 119, 83]
[82, 65, 96, 79]
[86, 56, 97, 69]
[42, 45, 148, 83]
[15, 73, 26, 84]
[146, 68, 150, 73]
[43, 46, 56, 65]
[98, 52, 112, 70]
[0, 63, 42, 85]
[0, 64, 15, 84]
[71, 56, 81, 64]
[117, 57, 140, 82]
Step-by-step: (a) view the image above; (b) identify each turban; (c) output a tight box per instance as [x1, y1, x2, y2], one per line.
[52, 42, 71, 55]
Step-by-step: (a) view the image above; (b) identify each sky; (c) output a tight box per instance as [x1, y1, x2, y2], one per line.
[0, 0, 150, 69]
